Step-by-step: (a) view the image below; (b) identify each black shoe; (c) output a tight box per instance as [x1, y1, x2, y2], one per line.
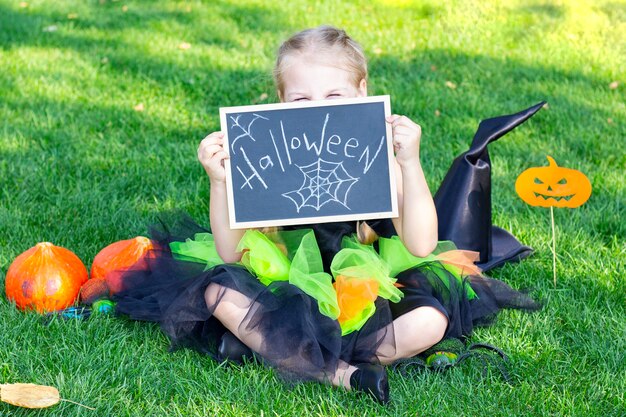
[350, 363, 390, 404]
[217, 331, 254, 364]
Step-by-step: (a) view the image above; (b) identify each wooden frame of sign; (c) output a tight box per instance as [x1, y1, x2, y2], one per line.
[219, 95, 398, 229]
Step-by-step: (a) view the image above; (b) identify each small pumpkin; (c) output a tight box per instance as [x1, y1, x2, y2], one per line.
[515, 156, 592, 208]
[91, 236, 154, 294]
[79, 278, 110, 305]
[5, 242, 88, 313]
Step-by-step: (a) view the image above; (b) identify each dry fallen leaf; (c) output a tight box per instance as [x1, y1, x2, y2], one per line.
[435, 109, 441, 117]
[609, 81, 619, 90]
[19, 2, 29, 8]
[373, 47, 383, 55]
[1, 383, 60, 409]
[258, 92, 268, 101]
[543, 103, 550, 109]
[445, 81, 457, 89]
[607, 118, 613, 124]
[185, 5, 192, 12]
[430, 65, 437, 71]
[67, 13, 78, 19]
[134, 103, 145, 112]
[122, 5, 128, 12]
[178, 42, 191, 50]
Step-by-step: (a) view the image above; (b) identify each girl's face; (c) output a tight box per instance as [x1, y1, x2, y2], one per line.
[279, 55, 367, 103]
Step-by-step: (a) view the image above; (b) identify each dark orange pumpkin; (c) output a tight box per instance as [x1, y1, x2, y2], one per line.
[515, 156, 592, 208]
[91, 236, 154, 294]
[5, 242, 88, 313]
[79, 278, 110, 305]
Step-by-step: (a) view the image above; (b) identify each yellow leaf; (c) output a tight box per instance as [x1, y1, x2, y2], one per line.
[178, 42, 191, 50]
[609, 81, 619, 90]
[134, 103, 145, 112]
[67, 13, 78, 19]
[445, 81, 457, 89]
[1, 383, 60, 409]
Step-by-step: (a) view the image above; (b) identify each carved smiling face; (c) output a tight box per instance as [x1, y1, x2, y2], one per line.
[515, 156, 592, 208]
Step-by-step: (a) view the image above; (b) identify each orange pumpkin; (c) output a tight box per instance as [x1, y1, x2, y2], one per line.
[79, 278, 110, 305]
[91, 236, 154, 294]
[515, 156, 592, 208]
[5, 242, 88, 313]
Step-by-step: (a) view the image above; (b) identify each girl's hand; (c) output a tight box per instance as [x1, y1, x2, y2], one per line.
[386, 115, 422, 167]
[198, 131, 229, 183]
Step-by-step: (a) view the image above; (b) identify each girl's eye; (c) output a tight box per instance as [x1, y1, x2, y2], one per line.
[294, 97, 309, 102]
[327, 94, 342, 99]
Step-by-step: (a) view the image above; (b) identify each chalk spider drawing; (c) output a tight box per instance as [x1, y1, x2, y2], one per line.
[282, 159, 359, 212]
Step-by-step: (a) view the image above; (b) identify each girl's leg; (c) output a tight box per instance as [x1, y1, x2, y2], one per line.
[376, 306, 448, 365]
[205, 282, 264, 352]
[205, 283, 359, 388]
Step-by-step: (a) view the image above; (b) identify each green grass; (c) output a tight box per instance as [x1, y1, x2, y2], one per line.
[1, 0, 624, 415]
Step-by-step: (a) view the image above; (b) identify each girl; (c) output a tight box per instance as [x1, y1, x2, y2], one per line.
[116, 26, 538, 405]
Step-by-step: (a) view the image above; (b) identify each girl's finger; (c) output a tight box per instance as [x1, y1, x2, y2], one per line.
[199, 143, 226, 157]
[212, 150, 230, 162]
[200, 132, 225, 146]
[392, 125, 416, 136]
[202, 131, 224, 140]
[386, 114, 401, 124]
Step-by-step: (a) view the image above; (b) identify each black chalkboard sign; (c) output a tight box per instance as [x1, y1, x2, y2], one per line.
[219, 95, 398, 229]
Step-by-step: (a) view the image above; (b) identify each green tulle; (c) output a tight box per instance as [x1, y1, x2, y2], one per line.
[237, 230, 291, 285]
[378, 236, 477, 300]
[169, 233, 223, 270]
[285, 230, 340, 320]
[333, 236, 403, 303]
[237, 229, 340, 320]
[169, 230, 471, 336]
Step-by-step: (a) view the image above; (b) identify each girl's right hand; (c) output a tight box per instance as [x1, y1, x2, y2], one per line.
[198, 132, 229, 183]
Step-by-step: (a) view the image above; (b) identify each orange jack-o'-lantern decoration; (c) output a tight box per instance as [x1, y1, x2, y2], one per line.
[5, 243, 88, 313]
[515, 156, 591, 208]
[91, 236, 155, 294]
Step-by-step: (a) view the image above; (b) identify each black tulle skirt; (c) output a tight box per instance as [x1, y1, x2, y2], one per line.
[113, 217, 539, 382]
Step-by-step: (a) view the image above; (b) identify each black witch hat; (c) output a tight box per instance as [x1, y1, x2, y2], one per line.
[433, 102, 545, 272]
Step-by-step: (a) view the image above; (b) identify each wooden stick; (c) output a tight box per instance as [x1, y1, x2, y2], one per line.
[550, 206, 557, 288]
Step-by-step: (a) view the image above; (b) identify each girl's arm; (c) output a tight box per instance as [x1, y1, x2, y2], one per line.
[387, 115, 438, 257]
[198, 132, 245, 262]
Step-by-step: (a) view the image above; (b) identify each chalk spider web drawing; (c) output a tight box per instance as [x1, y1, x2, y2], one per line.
[282, 159, 359, 212]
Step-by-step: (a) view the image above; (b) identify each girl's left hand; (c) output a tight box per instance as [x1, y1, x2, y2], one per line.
[386, 114, 422, 167]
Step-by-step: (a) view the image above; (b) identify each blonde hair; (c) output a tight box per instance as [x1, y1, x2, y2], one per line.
[274, 25, 368, 96]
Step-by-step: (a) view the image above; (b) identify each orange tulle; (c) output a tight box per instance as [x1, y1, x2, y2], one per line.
[434, 250, 482, 276]
[333, 275, 379, 326]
